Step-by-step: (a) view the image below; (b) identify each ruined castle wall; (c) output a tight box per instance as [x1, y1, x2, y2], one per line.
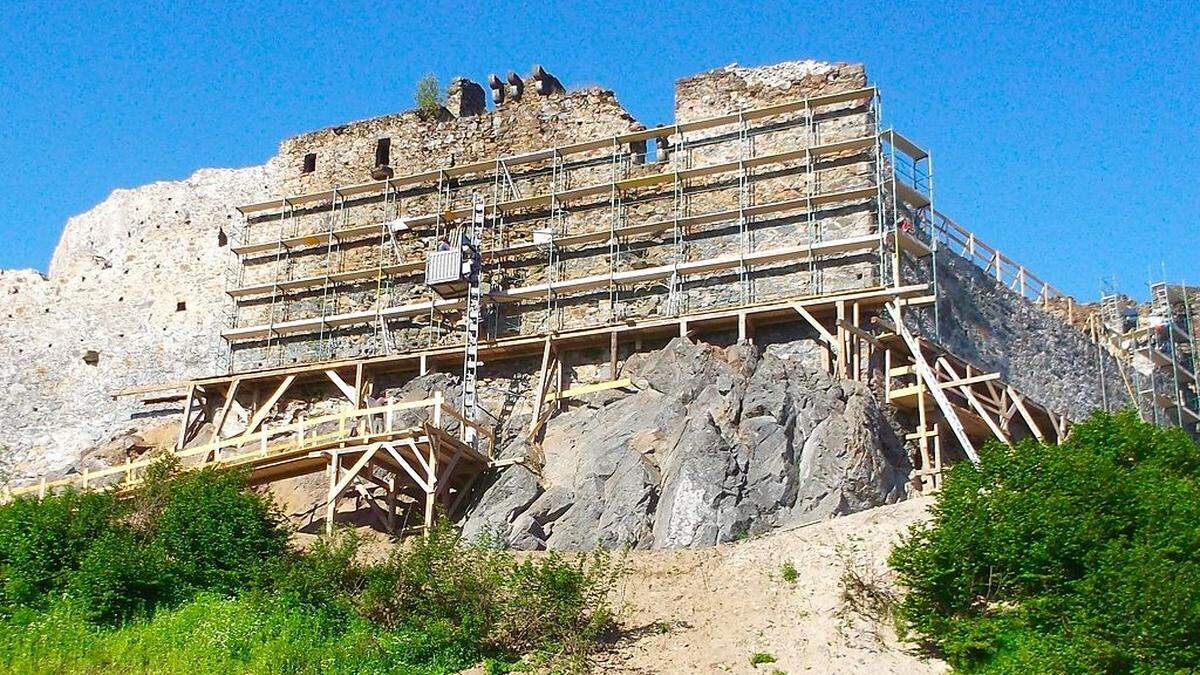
[1, 167, 274, 477]
[227, 62, 883, 372]
[910, 250, 1129, 420]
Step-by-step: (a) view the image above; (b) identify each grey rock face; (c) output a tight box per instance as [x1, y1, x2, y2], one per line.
[460, 338, 912, 550]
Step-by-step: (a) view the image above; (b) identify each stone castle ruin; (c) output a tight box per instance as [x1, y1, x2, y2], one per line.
[2, 60, 1195, 547]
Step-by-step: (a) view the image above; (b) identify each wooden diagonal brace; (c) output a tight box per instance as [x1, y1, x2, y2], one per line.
[887, 302, 979, 464]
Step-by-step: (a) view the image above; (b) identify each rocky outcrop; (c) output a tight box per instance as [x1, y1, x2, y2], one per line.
[461, 338, 911, 550]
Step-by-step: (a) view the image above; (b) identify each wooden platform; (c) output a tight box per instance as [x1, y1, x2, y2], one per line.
[7, 394, 493, 535]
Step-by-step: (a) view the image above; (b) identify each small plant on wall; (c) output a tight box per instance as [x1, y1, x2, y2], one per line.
[415, 74, 445, 120]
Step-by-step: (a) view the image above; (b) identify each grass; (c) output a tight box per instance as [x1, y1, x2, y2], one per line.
[779, 561, 798, 583]
[0, 458, 622, 673]
[749, 651, 777, 666]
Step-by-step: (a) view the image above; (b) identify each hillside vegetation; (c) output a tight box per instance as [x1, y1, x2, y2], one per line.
[0, 457, 618, 674]
[891, 410, 1200, 673]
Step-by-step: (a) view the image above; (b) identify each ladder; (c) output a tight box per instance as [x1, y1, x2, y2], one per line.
[460, 198, 486, 448]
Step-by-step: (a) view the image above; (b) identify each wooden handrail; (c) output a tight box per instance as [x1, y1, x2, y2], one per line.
[438, 404, 496, 458]
[7, 395, 489, 500]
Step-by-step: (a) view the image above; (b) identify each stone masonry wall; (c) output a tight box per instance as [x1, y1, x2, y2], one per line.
[1, 167, 273, 477]
[227, 61, 880, 371]
[911, 249, 1129, 420]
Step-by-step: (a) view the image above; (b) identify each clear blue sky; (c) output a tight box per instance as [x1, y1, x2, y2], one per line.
[1, 0, 1195, 299]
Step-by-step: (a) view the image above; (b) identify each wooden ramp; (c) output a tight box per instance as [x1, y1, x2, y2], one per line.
[6, 393, 494, 536]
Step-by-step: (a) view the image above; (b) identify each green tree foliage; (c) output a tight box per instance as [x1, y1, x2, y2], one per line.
[0, 457, 287, 623]
[153, 466, 288, 595]
[415, 74, 445, 120]
[890, 410, 1200, 673]
[0, 489, 119, 609]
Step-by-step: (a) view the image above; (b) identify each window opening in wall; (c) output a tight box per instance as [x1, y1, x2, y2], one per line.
[375, 138, 391, 167]
[176, 301, 187, 312]
[83, 350, 100, 366]
[302, 152, 317, 174]
[218, 229, 228, 247]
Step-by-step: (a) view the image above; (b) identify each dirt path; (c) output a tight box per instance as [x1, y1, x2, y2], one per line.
[597, 498, 946, 674]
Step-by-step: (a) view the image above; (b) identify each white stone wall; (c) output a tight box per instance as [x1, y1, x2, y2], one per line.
[1, 167, 274, 478]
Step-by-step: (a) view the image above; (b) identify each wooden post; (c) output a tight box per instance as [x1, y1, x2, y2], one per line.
[835, 300, 847, 379]
[916, 379, 933, 492]
[176, 384, 195, 450]
[851, 302, 861, 381]
[887, 302, 979, 464]
[932, 423, 943, 490]
[529, 336, 553, 434]
[424, 439, 438, 534]
[386, 478, 398, 534]
[609, 329, 619, 379]
[325, 451, 340, 535]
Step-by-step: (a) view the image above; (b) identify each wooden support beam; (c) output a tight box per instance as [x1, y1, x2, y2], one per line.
[543, 378, 634, 403]
[329, 443, 382, 504]
[887, 302, 979, 464]
[424, 436, 439, 532]
[325, 370, 356, 402]
[528, 336, 554, 436]
[737, 312, 753, 344]
[936, 358, 1011, 445]
[176, 384, 196, 450]
[212, 378, 242, 440]
[382, 442, 431, 492]
[836, 301, 848, 379]
[241, 375, 297, 439]
[792, 303, 840, 355]
[1008, 386, 1046, 442]
[609, 330, 619, 379]
[435, 446, 466, 499]
[325, 450, 340, 535]
[448, 470, 481, 520]
[837, 318, 882, 348]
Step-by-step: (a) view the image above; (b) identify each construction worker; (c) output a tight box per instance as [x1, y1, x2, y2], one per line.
[436, 235, 452, 252]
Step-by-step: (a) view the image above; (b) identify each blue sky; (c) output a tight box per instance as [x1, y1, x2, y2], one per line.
[1, 0, 1195, 299]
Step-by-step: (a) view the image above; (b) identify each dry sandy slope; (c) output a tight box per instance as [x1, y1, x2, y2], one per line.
[597, 497, 946, 674]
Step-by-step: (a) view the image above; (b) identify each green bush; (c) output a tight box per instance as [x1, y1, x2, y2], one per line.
[0, 459, 287, 625]
[0, 489, 119, 610]
[415, 74, 444, 120]
[890, 410, 1200, 672]
[361, 521, 620, 668]
[66, 531, 174, 624]
[0, 461, 621, 670]
[152, 467, 289, 595]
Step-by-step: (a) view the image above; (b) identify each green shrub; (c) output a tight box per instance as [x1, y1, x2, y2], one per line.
[0, 461, 621, 669]
[66, 531, 174, 624]
[415, 74, 444, 119]
[361, 521, 620, 668]
[780, 561, 798, 583]
[153, 467, 289, 596]
[749, 651, 777, 665]
[0, 489, 119, 609]
[890, 410, 1200, 672]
